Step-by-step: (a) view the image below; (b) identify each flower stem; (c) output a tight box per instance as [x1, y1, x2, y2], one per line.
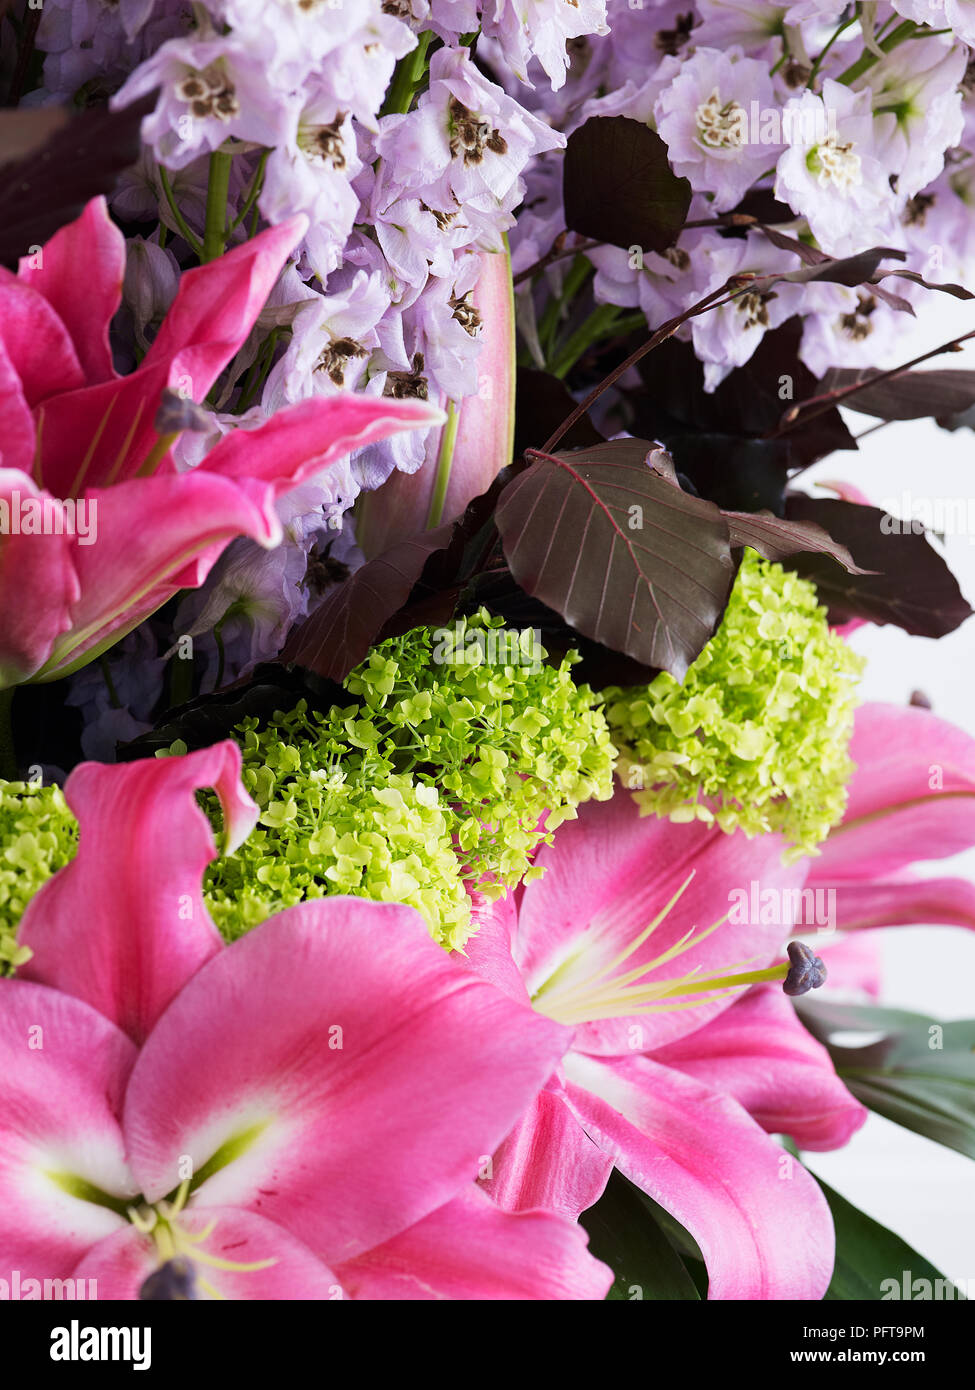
[201, 150, 234, 263]
[807, 10, 859, 88]
[836, 19, 915, 84]
[426, 401, 460, 528]
[158, 166, 204, 256]
[381, 31, 433, 116]
[227, 148, 269, 236]
[549, 304, 626, 379]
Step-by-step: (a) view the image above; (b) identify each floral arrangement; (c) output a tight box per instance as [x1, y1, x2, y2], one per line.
[1, 0, 974, 1315]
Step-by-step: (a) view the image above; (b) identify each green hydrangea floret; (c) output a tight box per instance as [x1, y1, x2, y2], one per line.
[601, 550, 864, 861]
[0, 780, 78, 974]
[200, 740, 473, 948]
[200, 610, 616, 948]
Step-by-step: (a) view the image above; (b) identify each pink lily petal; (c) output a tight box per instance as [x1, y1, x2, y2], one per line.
[0, 340, 36, 474]
[33, 471, 285, 683]
[141, 214, 308, 398]
[34, 218, 308, 495]
[18, 197, 124, 385]
[482, 1078, 614, 1219]
[563, 1051, 834, 1300]
[817, 933, 882, 997]
[820, 702, 975, 877]
[121, 899, 571, 1266]
[515, 793, 804, 1054]
[34, 397, 448, 682]
[201, 393, 447, 498]
[0, 277, 85, 406]
[808, 869, 975, 933]
[335, 1186, 612, 1301]
[19, 742, 255, 1043]
[457, 890, 532, 1004]
[0, 469, 79, 686]
[35, 363, 179, 497]
[0, 980, 136, 1280]
[73, 1208, 342, 1301]
[650, 983, 867, 1151]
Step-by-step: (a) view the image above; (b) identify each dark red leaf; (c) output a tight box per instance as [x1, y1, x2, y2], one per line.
[495, 439, 735, 679]
[785, 496, 973, 638]
[563, 116, 692, 254]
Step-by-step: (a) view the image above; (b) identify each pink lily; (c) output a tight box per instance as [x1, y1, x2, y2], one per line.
[805, 700, 975, 932]
[459, 794, 853, 1300]
[355, 247, 515, 559]
[461, 697, 975, 1299]
[0, 198, 443, 688]
[4, 745, 610, 1300]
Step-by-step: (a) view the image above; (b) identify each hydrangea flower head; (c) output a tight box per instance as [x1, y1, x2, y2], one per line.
[187, 611, 616, 948]
[602, 550, 864, 860]
[0, 781, 78, 974]
[198, 721, 474, 949]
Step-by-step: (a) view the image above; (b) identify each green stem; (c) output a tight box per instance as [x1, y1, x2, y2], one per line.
[99, 654, 122, 710]
[549, 304, 624, 379]
[538, 254, 594, 359]
[426, 401, 460, 528]
[212, 618, 227, 690]
[0, 687, 17, 780]
[227, 148, 270, 236]
[836, 18, 915, 84]
[237, 328, 281, 413]
[808, 10, 860, 87]
[158, 166, 204, 256]
[201, 149, 234, 263]
[381, 31, 433, 116]
[168, 644, 194, 710]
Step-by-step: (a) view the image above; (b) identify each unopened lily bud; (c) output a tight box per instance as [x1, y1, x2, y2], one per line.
[355, 246, 515, 558]
[123, 237, 180, 355]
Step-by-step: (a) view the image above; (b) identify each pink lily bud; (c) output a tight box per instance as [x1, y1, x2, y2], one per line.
[356, 246, 515, 559]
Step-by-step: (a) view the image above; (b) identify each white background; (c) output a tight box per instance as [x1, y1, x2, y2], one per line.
[799, 290, 975, 1287]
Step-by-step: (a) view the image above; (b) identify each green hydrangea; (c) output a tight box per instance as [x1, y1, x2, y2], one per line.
[341, 611, 616, 887]
[200, 739, 473, 949]
[0, 780, 78, 974]
[602, 550, 864, 861]
[199, 610, 616, 948]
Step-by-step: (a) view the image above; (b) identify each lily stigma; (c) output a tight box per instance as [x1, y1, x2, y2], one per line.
[531, 871, 825, 1027]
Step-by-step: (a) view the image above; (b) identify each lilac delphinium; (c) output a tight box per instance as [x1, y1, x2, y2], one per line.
[683, 231, 805, 390]
[774, 79, 895, 255]
[655, 46, 783, 212]
[860, 38, 966, 202]
[892, 0, 975, 46]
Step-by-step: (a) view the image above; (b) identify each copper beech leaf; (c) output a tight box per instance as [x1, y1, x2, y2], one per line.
[495, 441, 869, 678]
[494, 440, 736, 680]
[562, 116, 692, 253]
[785, 496, 973, 637]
